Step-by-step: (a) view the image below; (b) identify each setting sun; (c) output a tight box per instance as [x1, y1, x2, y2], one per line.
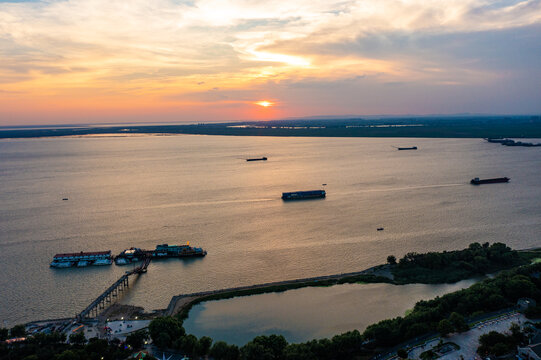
[255, 101, 274, 107]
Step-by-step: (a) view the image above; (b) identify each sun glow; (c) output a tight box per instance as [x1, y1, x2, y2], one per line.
[255, 101, 274, 107]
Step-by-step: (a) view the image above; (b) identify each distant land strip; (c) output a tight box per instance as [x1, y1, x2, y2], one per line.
[1, 116, 541, 139]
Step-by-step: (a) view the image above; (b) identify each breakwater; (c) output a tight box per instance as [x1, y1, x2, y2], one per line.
[165, 265, 393, 316]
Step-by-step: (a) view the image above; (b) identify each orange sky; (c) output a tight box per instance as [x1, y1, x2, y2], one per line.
[1, 0, 540, 125]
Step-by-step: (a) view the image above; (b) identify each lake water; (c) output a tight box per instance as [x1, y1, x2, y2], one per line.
[0, 135, 540, 326]
[183, 279, 478, 345]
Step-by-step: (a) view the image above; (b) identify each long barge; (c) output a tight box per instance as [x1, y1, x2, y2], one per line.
[397, 146, 417, 150]
[282, 190, 326, 200]
[246, 157, 267, 161]
[470, 177, 510, 185]
[115, 243, 207, 265]
[50, 251, 113, 268]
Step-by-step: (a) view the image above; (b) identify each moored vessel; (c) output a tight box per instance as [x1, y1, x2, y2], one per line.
[50, 251, 113, 268]
[114, 247, 146, 265]
[282, 190, 326, 200]
[153, 243, 207, 257]
[470, 177, 510, 185]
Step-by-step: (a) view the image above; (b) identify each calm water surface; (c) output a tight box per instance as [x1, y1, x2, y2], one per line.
[183, 279, 478, 345]
[0, 135, 540, 325]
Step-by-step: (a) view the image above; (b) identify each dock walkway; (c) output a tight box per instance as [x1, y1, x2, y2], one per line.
[77, 256, 151, 321]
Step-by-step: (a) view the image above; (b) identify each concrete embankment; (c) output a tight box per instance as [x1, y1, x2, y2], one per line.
[165, 265, 393, 317]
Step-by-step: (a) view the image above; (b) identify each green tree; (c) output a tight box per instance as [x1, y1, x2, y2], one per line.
[85, 337, 109, 355]
[241, 342, 273, 360]
[69, 331, 87, 346]
[387, 255, 397, 265]
[181, 334, 199, 356]
[449, 312, 469, 333]
[54, 350, 78, 360]
[211, 341, 240, 360]
[437, 319, 453, 337]
[0, 328, 9, 341]
[397, 348, 408, 359]
[198, 336, 213, 356]
[331, 330, 362, 359]
[10, 324, 26, 337]
[148, 317, 185, 349]
[126, 329, 149, 350]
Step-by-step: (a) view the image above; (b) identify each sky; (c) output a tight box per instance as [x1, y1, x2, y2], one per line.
[0, 0, 540, 125]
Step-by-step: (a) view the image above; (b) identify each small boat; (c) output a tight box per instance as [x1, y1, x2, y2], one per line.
[115, 257, 130, 265]
[246, 157, 267, 161]
[377, 228, 384, 231]
[62, 198, 69, 201]
[397, 146, 417, 150]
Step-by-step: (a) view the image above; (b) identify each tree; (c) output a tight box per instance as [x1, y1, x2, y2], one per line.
[0, 328, 9, 341]
[477, 331, 516, 356]
[55, 350, 78, 360]
[126, 329, 149, 350]
[331, 330, 362, 359]
[198, 336, 213, 357]
[69, 331, 87, 346]
[437, 319, 453, 337]
[85, 337, 109, 357]
[148, 317, 185, 349]
[241, 342, 274, 360]
[181, 334, 199, 356]
[211, 341, 240, 360]
[449, 312, 469, 333]
[387, 255, 397, 265]
[397, 348, 408, 359]
[10, 324, 26, 337]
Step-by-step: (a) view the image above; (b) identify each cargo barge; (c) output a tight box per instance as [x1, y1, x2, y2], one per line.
[397, 146, 417, 150]
[114, 243, 207, 265]
[470, 177, 510, 185]
[50, 251, 113, 268]
[246, 157, 267, 161]
[282, 190, 326, 200]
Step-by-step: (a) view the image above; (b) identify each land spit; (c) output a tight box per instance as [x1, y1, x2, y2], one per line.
[165, 264, 394, 317]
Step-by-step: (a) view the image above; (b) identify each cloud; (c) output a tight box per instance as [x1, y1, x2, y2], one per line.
[0, 0, 540, 123]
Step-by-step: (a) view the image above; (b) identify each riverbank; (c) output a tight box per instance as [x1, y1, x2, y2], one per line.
[2, 116, 540, 139]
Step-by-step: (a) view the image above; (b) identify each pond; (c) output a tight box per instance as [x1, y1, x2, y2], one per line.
[183, 279, 478, 345]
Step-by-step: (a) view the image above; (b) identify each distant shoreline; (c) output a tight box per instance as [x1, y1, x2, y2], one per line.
[2, 116, 541, 139]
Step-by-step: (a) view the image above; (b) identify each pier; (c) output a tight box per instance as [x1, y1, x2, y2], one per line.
[77, 256, 151, 321]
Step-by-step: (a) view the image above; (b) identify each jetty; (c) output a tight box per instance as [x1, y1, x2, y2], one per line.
[77, 256, 151, 321]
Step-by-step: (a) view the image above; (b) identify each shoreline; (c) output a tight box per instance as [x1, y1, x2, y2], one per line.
[22, 247, 540, 326]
